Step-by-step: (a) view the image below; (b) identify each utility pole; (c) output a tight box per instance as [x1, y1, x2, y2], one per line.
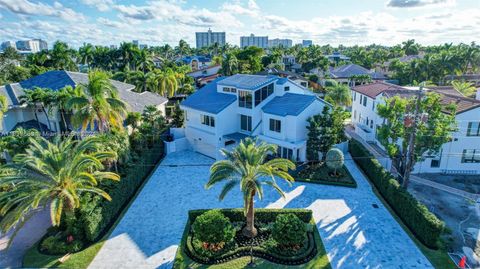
[402, 83, 424, 189]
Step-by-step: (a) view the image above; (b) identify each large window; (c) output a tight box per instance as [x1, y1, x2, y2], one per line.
[238, 90, 252, 108]
[363, 95, 367, 106]
[240, 114, 252, 131]
[223, 87, 237, 93]
[276, 146, 293, 160]
[461, 149, 480, 163]
[467, 122, 480, 136]
[201, 115, 215, 127]
[254, 83, 274, 106]
[269, 119, 281, 132]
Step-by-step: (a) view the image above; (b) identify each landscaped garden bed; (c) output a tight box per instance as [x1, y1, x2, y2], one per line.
[294, 163, 357, 188]
[173, 209, 331, 269]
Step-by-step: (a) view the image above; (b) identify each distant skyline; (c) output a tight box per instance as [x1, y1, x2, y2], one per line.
[0, 0, 479, 48]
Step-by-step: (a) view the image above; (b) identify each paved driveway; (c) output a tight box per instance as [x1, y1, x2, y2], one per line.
[89, 151, 432, 269]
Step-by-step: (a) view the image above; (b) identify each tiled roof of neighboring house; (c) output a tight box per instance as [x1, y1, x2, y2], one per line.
[383, 55, 423, 66]
[354, 81, 480, 114]
[256, 68, 308, 82]
[0, 70, 167, 112]
[329, 64, 386, 79]
[262, 93, 317, 116]
[180, 77, 236, 114]
[217, 74, 278, 90]
[181, 55, 211, 64]
[187, 65, 221, 79]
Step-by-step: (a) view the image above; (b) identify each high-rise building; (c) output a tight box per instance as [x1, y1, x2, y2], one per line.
[15, 39, 48, 53]
[240, 34, 268, 48]
[268, 38, 292, 48]
[132, 40, 139, 47]
[302, 40, 313, 47]
[195, 28, 226, 48]
[0, 41, 16, 51]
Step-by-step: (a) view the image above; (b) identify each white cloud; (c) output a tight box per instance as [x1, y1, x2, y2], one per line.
[0, 0, 86, 22]
[221, 0, 260, 16]
[386, 0, 456, 8]
[81, 0, 114, 12]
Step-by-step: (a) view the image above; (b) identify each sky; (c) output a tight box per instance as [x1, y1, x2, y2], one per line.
[0, 0, 479, 48]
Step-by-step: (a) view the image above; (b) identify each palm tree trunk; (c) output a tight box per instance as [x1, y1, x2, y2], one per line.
[242, 190, 257, 238]
[41, 106, 53, 131]
[33, 111, 44, 134]
[60, 109, 68, 132]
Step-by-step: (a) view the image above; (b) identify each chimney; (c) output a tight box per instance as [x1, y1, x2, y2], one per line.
[476, 88, 480, 101]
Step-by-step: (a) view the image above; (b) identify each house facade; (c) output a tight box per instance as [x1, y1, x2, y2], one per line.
[312, 64, 387, 87]
[179, 74, 327, 161]
[0, 70, 168, 134]
[351, 81, 480, 174]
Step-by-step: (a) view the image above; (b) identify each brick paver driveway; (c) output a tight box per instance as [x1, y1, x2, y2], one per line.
[89, 151, 432, 269]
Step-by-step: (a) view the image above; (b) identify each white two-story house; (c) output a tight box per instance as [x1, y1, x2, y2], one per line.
[351, 81, 480, 174]
[179, 74, 327, 161]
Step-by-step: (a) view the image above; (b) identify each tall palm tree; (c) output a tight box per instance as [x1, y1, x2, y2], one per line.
[205, 138, 295, 238]
[79, 43, 95, 67]
[149, 69, 178, 97]
[50, 41, 77, 71]
[452, 81, 477, 97]
[0, 135, 119, 240]
[119, 42, 139, 71]
[54, 86, 83, 131]
[324, 80, 352, 107]
[136, 49, 153, 73]
[0, 95, 7, 126]
[19, 88, 53, 132]
[67, 70, 128, 133]
[221, 53, 238, 76]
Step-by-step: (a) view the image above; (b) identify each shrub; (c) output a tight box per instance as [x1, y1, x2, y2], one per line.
[40, 235, 83, 255]
[192, 210, 235, 249]
[189, 208, 312, 224]
[272, 213, 307, 247]
[348, 139, 444, 248]
[325, 148, 344, 176]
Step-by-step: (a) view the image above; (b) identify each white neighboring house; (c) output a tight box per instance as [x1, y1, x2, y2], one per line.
[0, 70, 168, 134]
[178, 74, 328, 161]
[351, 81, 480, 174]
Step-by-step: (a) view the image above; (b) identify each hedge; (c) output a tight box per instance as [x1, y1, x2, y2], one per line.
[81, 143, 164, 242]
[348, 139, 444, 248]
[188, 208, 313, 224]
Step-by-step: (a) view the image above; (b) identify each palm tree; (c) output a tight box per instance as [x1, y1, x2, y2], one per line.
[149, 69, 178, 97]
[119, 42, 139, 71]
[0, 95, 7, 126]
[205, 138, 296, 238]
[54, 86, 83, 131]
[221, 53, 238, 76]
[324, 80, 352, 107]
[136, 49, 153, 73]
[50, 41, 77, 71]
[0, 135, 119, 240]
[19, 88, 53, 132]
[452, 81, 477, 97]
[67, 70, 128, 133]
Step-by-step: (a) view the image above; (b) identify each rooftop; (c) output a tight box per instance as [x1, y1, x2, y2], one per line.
[217, 74, 278, 90]
[262, 93, 317, 116]
[180, 77, 236, 114]
[330, 64, 386, 79]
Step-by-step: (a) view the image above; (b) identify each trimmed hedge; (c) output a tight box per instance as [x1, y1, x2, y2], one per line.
[188, 208, 313, 224]
[348, 139, 444, 249]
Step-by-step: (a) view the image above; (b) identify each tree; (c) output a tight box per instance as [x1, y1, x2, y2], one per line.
[192, 210, 235, 250]
[205, 138, 295, 238]
[79, 43, 95, 67]
[324, 80, 352, 107]
[67, 70, 128, 132]
[221, 52, 238, 76]
[325, 148, 344, 176]
[148, 69, 178, 97]
[307, 106, 347, 162]
[0, 128, 41, 158]
[451, 81, 477, 97]
[376, 91, 457, 188]
[19, 88, 54, 132]
[126, 112, 141, 132]
[170, 102, 184, 127]
[54, 86, 83, 131]
[50, 41, 77, 71]
[0, 95, 7, 126]
[0, 135, 119, 241]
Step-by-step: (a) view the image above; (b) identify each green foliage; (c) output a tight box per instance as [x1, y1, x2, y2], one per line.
[348, 139, 444, 248]
[189, 209, 313, 224]
[170, 102, 185, 127]
[272, 214, 307, 247]
[325, 148, 344, 175]
[324, 80, 352, 107]
[0, 128, 41, 158]
[192, 210, 235, 245]
[307, 106, 347, 161]
[40, 235, 83, 255]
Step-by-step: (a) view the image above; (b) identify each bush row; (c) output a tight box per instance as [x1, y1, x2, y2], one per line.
[348, 139, 444, 248]
[80, 143, 164, 242]
[188, 208, 313, 224]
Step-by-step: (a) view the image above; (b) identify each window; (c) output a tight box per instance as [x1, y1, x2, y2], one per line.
[370, 120, 373, 129]
[201, 115, 215, 127]
[353, 92, 356, 101]
[284, 86, 290, 92]
[372, 101, 375, 111]
[363, 96, 367, 106]
[276, 146, 293, 160]
[223, 87, 237, 93]
[254, 83, 274, 106]
[461, 149, 480, 163]
[238, 90, 252, 108]
[353, 110, 357, 120]
[430, 159, 440, 168]
[240, 114, 252, 131]
[467, 122, 480, 136]
[269, 119, 281, 132]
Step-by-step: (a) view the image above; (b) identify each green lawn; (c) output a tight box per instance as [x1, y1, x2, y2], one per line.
[173, 219, 331, 269]
[295, 164, 356, 188]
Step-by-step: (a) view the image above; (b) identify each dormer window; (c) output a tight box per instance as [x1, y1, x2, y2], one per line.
[223, 87, 237, 93]
[284, 86, 290, 92]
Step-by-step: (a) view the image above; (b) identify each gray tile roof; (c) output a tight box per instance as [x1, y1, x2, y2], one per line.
[0, 70, 167, 112]
[217, 74, 278, 90]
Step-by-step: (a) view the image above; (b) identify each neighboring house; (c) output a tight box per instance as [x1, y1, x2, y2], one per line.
[180, 55, 212, 71]
[187, 65, 222, 87]
[313, 64, 387, 87]
[326, 52, 350, 63]
[0, 70, 168, 134]
[377, 54, 424, 75]
[350, 81, 480, 174]
[179, 74, 327, 161]
[256, 68, 308, 88]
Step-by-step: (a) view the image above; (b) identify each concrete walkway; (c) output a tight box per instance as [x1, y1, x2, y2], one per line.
[0, 207, 51, 268]
[89, 151, 432, 269]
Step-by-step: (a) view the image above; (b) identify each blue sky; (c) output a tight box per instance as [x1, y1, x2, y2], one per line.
[0, 0, 479, 48]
